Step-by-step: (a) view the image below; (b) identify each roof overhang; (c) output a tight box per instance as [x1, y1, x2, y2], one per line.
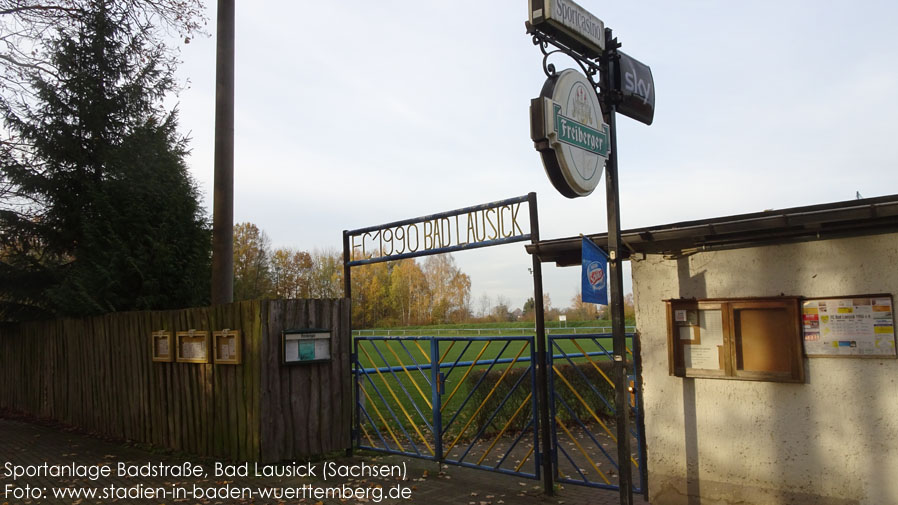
[526, 194, 898, 267]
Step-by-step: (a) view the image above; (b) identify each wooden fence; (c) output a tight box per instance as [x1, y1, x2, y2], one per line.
[0, 299, 351, 463]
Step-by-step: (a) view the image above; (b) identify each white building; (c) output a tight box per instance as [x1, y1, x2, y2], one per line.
[529, 194, 898, 505]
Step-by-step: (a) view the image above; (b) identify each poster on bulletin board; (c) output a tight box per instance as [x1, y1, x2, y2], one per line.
[802, 295, 896, 357]
[151, 330, 173, 362]
[213, 329, 242, 365]
[176, 330, 210, 363]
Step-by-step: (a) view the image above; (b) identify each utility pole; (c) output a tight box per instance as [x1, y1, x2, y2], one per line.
[211, 0, 236, 305]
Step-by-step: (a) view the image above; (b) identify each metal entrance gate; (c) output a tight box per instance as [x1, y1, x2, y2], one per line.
[353, 332, 645, 492]
[548, 333, 645, 493]
[354, 335, 541, 478]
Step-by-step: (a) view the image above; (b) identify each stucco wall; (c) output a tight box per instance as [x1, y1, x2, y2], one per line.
[632, 233, 898, 505]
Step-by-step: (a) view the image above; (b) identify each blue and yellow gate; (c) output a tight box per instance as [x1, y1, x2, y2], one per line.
[354, 335, 542, 478]
[548, 333, 645, 493]
[353, 332, 645, 491]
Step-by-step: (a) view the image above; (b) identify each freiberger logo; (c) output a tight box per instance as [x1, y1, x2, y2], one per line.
[552, 103, 610, 157]
[586, 260, 606, 291]
[531, 69, 609, 198]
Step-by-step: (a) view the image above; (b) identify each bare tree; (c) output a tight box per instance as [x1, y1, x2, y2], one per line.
[0, 0, 206, 112]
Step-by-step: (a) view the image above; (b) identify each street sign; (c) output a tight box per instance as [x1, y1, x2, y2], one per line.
[528, 0, 605, 57]
[615, 51, 655, 125]
[530, 69, 609, 198]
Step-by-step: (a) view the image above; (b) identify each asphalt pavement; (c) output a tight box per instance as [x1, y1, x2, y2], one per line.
[0, 416, 648, 505]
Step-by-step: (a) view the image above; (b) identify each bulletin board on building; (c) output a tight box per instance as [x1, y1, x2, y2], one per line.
[666, 297, 805, 382]
[802, 294, 896, 358]
[666, 300, 728, 379]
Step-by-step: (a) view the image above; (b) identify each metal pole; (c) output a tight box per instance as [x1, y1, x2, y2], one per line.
[528, 192, 554, 495]
[430, 338, 443, 462]
[634, 331, 649, 500]
[344, 230, 354, 456]
[343, 230, 352, 299]
[210, 0, 235, 305]
[351, 335, 360, 456]
[603, 27, 634, 505]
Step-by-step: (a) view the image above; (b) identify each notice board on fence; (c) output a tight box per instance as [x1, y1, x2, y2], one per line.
[802, 294, 896, 357]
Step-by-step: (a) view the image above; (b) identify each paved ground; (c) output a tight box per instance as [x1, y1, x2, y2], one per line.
[0, 417, 649, 505]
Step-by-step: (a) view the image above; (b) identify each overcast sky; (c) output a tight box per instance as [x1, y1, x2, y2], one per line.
[170, 1, 898, 311]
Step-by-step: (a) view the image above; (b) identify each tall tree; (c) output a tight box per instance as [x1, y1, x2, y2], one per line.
[567, 290, 599, 321]
[351, 260, 392, 328]
[308, 248, 343, 298]
[422, 255, 471, 324]
[0, 1, 210, 320]
[389, 258, 428, 326]
[232, 222, 272, 301]
[271, 247, 313, 299]
[520, 297, 535, 322]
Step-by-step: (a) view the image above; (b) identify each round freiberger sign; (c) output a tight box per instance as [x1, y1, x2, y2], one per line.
[530, 69, 610, 198]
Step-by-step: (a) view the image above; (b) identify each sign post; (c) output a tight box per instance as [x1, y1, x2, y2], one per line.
[527, 3, 653, 503]
[527, 192, 554, 496]
[601, 28, 634, 505]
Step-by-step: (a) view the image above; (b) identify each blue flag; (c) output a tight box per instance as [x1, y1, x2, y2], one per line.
[581, 237, 608, 305]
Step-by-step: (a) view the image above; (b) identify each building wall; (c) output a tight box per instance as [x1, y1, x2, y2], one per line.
[631, 234, 898, 505]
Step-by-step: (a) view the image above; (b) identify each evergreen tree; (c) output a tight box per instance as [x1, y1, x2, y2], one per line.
[0, 0, 210, 320]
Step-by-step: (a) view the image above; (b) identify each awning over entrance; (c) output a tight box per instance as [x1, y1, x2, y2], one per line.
[526, 194, 898, 266]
